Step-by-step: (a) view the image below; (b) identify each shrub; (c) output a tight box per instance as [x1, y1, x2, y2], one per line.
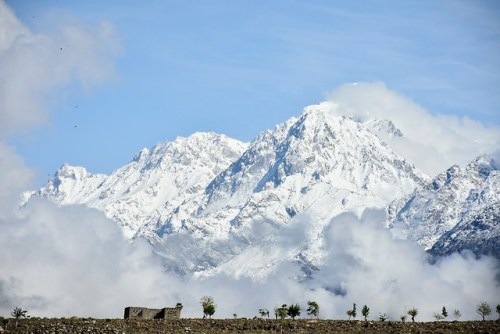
[259, 308, 270, 318]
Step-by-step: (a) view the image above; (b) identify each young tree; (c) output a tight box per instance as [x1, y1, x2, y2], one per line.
[306, 301, 319, 318]
[287, 304, 301, 320]
[433, 313, 444, 321]
[205, 305, 216, 318]
[378, 313, 387, 322]
[407, 308, 418, 322]
[276, 305, 288, 320]
[452, 309, 461, 320]
[496, 304, 500, 320]
[346, 304, 356, 321]
[400, 315, 407, 323]
[200, 296, 216, 319]
[476, 302, 491, 321]
[259, 308, 270, 318]
[11, 307, 28, 327]
[441, 306, 448, 319]
[361, 305, 369, 321]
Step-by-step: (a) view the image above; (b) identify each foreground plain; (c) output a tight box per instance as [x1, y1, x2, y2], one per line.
[1, 318, 499, 334]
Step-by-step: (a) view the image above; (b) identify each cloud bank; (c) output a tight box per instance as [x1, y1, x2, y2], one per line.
[0, 1, 498, 321]
[2, 195, 498, 320]
[324, 82, 500, 176]
[311, 210, 499, 321]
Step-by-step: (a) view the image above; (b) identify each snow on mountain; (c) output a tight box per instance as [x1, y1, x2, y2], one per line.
[364, 118, 403, 139]
[386, 154, 500, 257]
[31, 132, 248, 238]
[136, 106, 428, 277]
[165, 106, 425, 229]
[29, 105, 431, 278]
[38, 102, 500, 279]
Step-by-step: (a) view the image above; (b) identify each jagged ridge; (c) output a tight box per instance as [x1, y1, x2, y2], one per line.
[386, 154, 499, 257]
[28, 104, 499, 279]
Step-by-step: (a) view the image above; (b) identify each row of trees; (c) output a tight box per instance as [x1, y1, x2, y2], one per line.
[256, 301, 499, 321]
[343, 302, 499, 322]
[7, 301, 499, 322]
[258, 301, 319, 320]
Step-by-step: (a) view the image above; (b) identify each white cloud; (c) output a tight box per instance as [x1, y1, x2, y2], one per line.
[1, 193, 498, 319]
[311, 210, 499, 320]
[0, 143, 33, 220]
[324, 82, 500, 175]
[0, 196, 177, 317]
[0, 0, 120, 138]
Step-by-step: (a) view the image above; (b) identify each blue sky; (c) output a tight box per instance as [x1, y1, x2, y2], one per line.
[3, 0, 500, 184]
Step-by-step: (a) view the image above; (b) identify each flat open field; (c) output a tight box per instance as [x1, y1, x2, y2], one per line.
[1, 318, 499, 334]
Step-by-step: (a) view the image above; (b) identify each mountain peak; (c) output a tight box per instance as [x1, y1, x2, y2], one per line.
[465, 153, 498, 179]
[196, 108, 427, 239]
[138, 132, 247, 172]
[365, 118, 403, 138]
[55, 163, 90, 180]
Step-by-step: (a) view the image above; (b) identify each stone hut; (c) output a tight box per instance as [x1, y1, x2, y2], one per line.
[124, 306, 181, 319]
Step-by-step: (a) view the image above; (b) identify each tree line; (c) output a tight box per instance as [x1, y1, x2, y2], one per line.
[5, 300, 499, 324]
[198, 298, 499, 322]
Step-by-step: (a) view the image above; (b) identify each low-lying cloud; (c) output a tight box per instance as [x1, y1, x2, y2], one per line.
[325, 82, 500, 176]
[310, 210, 499, 320]
[2, 191, 498, 320]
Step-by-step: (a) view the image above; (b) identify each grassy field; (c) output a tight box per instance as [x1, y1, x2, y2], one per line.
[1, 318, 499, 334]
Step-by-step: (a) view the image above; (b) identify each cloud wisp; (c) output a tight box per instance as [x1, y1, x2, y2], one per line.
[324, 82, 500, 175]
[0, 0, 120, 138]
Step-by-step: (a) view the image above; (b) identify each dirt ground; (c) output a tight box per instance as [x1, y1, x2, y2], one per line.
[1, 318, 499, 334]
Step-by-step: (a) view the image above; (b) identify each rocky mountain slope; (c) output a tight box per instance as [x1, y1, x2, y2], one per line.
[386, 155, 499, 258]
[30, 132, 247, 239]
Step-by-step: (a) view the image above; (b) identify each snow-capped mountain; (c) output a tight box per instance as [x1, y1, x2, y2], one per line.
[31, 132, 248, 238]
[152, 106, 426, 240]
[28, 106, 432, 278]
[147, 106, 429, 276]
[27, 104, 498, 278]
[386, 154, 499, 258]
